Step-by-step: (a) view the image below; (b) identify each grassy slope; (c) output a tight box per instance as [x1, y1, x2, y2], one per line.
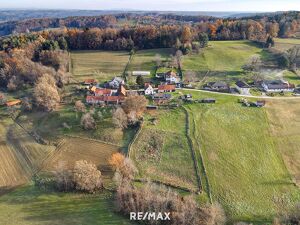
[274, 38, 300, 51]
[0, 186, 134, 225]
[70, 50, 129, 82]
[127, 48, 172, 73]
[131, 109, 198, 191]
[266, 100, 300, 186]
[183, 90, 300, 223]
[182, 41, 266, 82]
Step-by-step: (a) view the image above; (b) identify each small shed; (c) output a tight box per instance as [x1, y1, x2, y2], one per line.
[132, 71, 151, 76]
[6, 100, 22, 107]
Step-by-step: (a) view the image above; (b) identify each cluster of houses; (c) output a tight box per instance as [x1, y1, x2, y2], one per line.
[203, 79, 297, 95]
[84, 75, 177, 106]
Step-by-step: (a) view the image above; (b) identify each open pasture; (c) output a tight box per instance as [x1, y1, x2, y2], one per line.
[70, 50, 130, 82]
[266, 99, 300, 186]
[130, 109, 198, 191]
[182, 41, 270, 84]
[274, 38, 300, 51]
[181, 90, 300, 223]
[43, 137, 120, 178]
[0, 186, 133, 225]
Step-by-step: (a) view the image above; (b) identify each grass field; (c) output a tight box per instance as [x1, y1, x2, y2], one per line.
[181, 90, 300, 223]
[71, 51, 130, 82]
[0, 185, 134, 225]
[43, 137, 120, 184]
[182, 41, 270, 84]
[274, 38, 300, 51]
[126, 48, 173, 84]
[266, 100, 300, 186]
[130, 109, 198, 191]
[0, 119, 55, 188]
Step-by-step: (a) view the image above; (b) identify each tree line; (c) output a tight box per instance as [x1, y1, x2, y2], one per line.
[1, 11, 300, 52]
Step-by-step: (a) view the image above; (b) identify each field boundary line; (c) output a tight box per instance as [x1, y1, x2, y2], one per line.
[134, 178, 197, 193]
[188, 108, 213, 203]
[181, 106, 203, 194]
[63, 134, 122, 147]
[123, 51, 134, 81]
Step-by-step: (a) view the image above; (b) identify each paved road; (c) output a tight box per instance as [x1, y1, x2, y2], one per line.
[180, 88, 300, 100]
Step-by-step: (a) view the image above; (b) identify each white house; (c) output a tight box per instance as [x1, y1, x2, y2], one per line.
[144, 84, 155, 95]
[262, 80, 295, 92]
[165, 71, 180, 84]
[235, 81, 251, 94]
[132, 71, 151, 76]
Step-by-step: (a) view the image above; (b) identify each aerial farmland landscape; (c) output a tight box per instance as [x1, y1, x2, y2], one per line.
[0, 1, 300, 225]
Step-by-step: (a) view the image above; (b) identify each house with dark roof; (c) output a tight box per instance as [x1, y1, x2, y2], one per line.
[152, 93, 172, 104]
[203, 81, 230, 92]
[262, 80, 295, 92]
[235, 81, 251, 94]
[107, 77, 125, 89]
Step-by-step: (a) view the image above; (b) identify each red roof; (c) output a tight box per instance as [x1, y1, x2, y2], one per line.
[6, 100, 21, 107]
[94, 88, 113, 96]
[158, 84, 176, 91]
[84, 79, 97, 84]
[86, 95, 125, 103]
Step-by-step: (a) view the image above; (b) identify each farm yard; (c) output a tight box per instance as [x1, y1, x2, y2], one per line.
[130, 109, 199, 192]
[70, 50, 130, 82]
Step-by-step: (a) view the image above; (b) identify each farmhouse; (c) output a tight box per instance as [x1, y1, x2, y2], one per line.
[203, 81, 230, 92]
[152, 93, 172, 104]
[262, 80, 295, 92]
[235, 81, 250, 94]
[132, 71, 151, 76]
[158, 84, 176, 93]
[165, 70, 180, 84]
[144, 83, 155, 95]
[107, 77, 125, 89]
[94, 88, 116, 97]
[86, 96, 125, 105]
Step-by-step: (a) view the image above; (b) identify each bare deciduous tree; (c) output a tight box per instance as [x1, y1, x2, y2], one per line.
[112, 107, 128, 129]
[74, 100, 86, 113]
[81, 112, 96, 130]
[73, 160, 103, 194]
[34, 73, 60, 112]
[122, 95, 147, 117]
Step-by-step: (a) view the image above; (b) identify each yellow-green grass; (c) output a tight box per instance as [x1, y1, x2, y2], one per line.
[0, 119, 55, 188]
[182, 90, 300, 223]
[274, 38, 300, 51]
[42, 137, 120, 186]
[0, 185, 134, 225]
[182, 41, 269, 83]
[126, 48, 172, 83]
[70, 50, 130, 82]
[266, 100, 300, 186]
[130, 109, 198, 191]
[18, 104, 136, 148]
[283, 70, 300, 86]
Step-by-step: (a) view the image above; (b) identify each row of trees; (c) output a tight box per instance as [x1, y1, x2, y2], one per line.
[2, 13, 299, 52]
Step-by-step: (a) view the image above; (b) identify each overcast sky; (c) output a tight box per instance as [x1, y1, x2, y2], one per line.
[1, 0, 300, 12]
